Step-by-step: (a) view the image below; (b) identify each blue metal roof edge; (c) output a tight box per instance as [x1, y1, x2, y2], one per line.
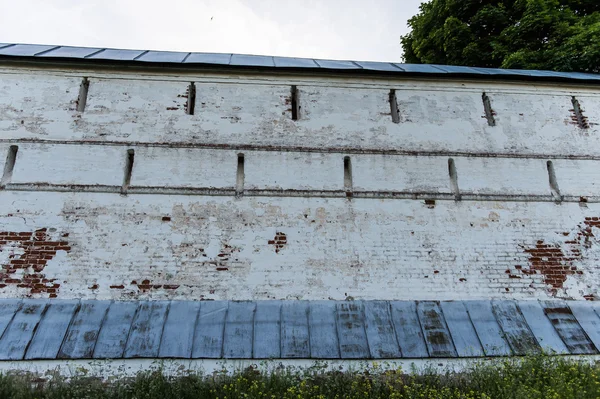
[0, 43, 598, 82]
[0, 298, 599, 361]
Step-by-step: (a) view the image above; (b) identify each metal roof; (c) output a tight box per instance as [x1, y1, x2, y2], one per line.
[0, 43, 598, 83]
[0, 299, 598, 360]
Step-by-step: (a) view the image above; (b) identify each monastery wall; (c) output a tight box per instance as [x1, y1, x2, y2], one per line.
[0, 66, 599, 301]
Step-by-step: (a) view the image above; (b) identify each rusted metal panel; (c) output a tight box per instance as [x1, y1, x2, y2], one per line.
[124, 301, 169, 358]
[464, 301, 512, 356]
[363, 301, 401, 358]
[440, 301, 484, 357]
[0, 299, 21, 342]
[417, 301, 457, 358]
[517, 301, 568, 354]
[253, 301, 282, 359]
[93, 301, 138, 359]
[281, 301, 310, 358]
[159, 301, 201, 358]
[492, 301, 540, 355]
[308, 301, 340, 359]
[389, 301, 428, 358]
[25, 300, 78, 359]
[542, 301, 597, 355]
[569, 302, 600, 351]
[0, 300, 46, 360]
[336, 302, 369, 359]
[192, 301, 228, 358]
[223, 301, 256, 358]
[58, 301, 110, 359]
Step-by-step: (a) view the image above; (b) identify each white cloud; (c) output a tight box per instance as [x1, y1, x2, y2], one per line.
[0, 0, 423, 62]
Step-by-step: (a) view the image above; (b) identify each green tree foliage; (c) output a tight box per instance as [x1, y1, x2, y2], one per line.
[401, 0, 600, 72]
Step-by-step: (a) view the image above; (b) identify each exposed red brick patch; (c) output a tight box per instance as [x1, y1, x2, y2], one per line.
[520, 217, 600, 294]
[269, 232, 287, 253]
[584, 295, 596, 301]
[129, 279, 179, 292]
[0, 228, 70, 297]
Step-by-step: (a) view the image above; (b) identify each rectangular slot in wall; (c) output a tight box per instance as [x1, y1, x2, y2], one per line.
[291, 85, 299, 120]
[236, 153, 245, 196]
[1, 145, 18, 187]
[389, 89, 400, 123]
[121, 149, 135, 195]
[76, 77, 90, 112]
[344, 156, 353, 197]
[482, 92, 496, 127]
[186, 82, 196, 115]
[448, 158, 460, 200]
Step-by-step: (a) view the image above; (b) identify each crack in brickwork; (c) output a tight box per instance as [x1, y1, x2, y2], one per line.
[520, 217, 600, 296]
[0, 228, 70, 297]
[268, 232, 287, 253]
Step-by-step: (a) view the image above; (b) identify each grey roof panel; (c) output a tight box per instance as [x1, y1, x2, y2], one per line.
[314, 59, 361, 70]
[492, 301, 540, 355]
[124, 301, 169, 358]
[542, 301, 597, 355]
[0, 300, 46, 360]
[417, 301, 457, 358]
[25, 300, 79, 359]
[93, 301, 137, 359]
[59, 301, 110, 359]
[390, 301, 429, 358]
[137, 51, 190, 63]
[253, 301, 282, 359]
[230, 54, 274, 67]
[1, 299, 600, 361]
[223, 301, 255, 358]
[354, 61, 402, 72]
[36, 46, 102, 59]
[280, 301, 309, 358]
[517, 301, 569, 354]
[431, 65, 486, 74]
[393, 63, 446, 73]
[464, 301, 512, 356]
[0, 44, 57, 56]
[308, 301, 340, 358]
[87, 48, 146, 61]
[192, 301, 228, 358]
[273, 56, 319, 68]
[363, 301, 401, 358]
[440, 301, 484, 357]
[184, 52, 232, 65]
[336, 302, 370, 359]
[159, 301, 201, 358]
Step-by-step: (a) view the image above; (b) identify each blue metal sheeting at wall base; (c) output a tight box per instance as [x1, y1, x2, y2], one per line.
[0, 299, 599, 361]
[0, 43, 599, 83]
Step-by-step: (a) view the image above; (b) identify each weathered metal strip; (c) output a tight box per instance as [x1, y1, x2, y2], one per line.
[569, 302, 600, 352]
[124, 301, 169, 358]
[463, 301, 511, 356]
[58, 300, 110, 359]
[517, 301, 568, 354]
[0, 299, 22, 342]
[93, 301, 138, 359]
[389, 301, 428, 358]
[336, 302, 370, 359]
[492, 301, 540, 355]
[25, 300, 78, 359]
[158, 301, 201, 358]
[363, 301, 401, 358]
[542, 301, 597, 355]
[281, 301, 310, 358]
[440, 301, 484, 357]
[223, 301, 256, 358]
[253, 301, 282, 359]
[308, 301, 340, 359]
[417, 301, 457, 358]
[0, 300, 46, 360]
[192, 301, 228, 358]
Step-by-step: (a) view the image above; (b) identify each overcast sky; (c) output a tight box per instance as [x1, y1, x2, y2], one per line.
[0, 0, 424, 62]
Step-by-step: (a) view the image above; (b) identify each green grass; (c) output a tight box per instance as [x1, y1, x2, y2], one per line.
[1, 355, 599, 399]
